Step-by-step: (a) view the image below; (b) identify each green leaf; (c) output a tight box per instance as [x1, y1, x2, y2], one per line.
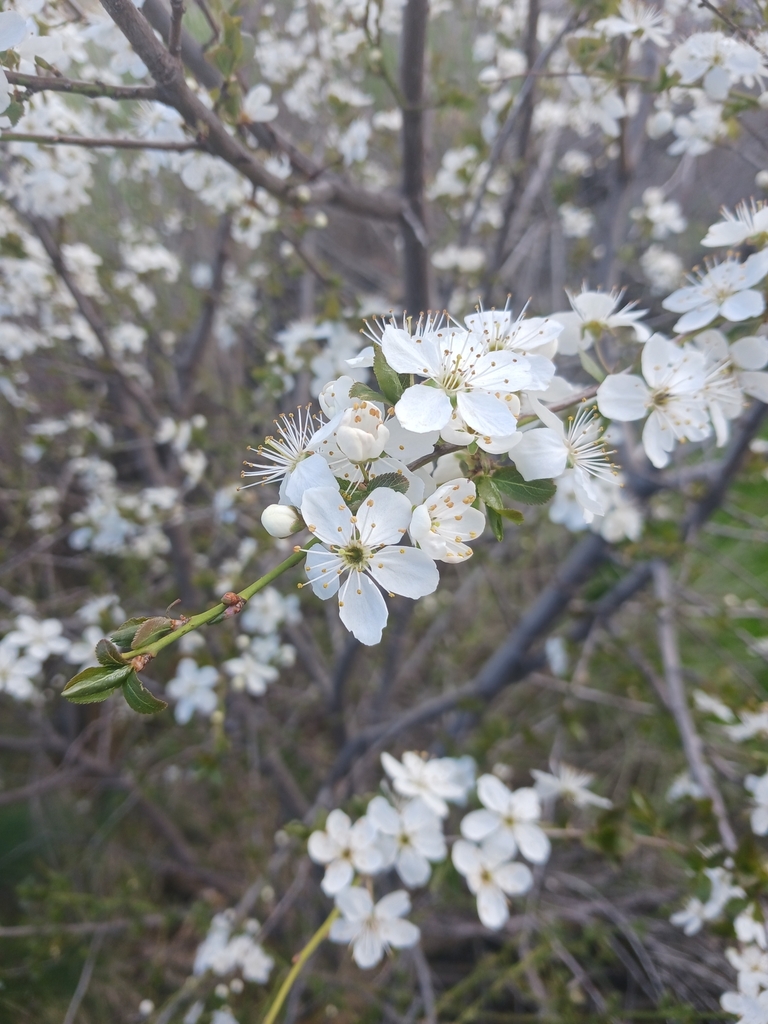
[578, 347, 607, 383]
[475, 475, 504, 511]
[62, 665, 132, 704]
[368, 472, 409, 495]
[493, 467, 556, 506]
[96, 638, 126, 668]
[122, 672, 168, 715]
[5, 100, 24, 127]
[131, 616, 173, 650]
[348, 382, 387, 404]
[497, 507, 524, 525]
[373, 344, 406, 405]
[110, 617, 149, 651]
[486, 505, 505, 542]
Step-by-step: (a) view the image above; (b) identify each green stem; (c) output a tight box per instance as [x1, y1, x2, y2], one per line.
[128, 540, 317, 661]
[261, 907, 339, 1024]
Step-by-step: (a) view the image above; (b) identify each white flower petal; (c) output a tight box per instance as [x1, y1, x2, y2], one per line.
[379, 917, 420, 948]
[301, 487, 353, 546]
[511, 428, 568, 480]
[493, 861, 534, 896]
[514, 823, 551, 864]
[477, 774, 513, 814]
[322, 859, 355, 895]
[456, 390, 518, 437]
[338, 571, 388, 645]
[369, 546, 439, 600]
[460, 809, 501, 842]
[597, 374, 649, 421]
[381, 327, 440, 375]
[376, 890, 411, 919]
[283, 454, 338, 507]
[0, 11, 28, 51]
[395, 385, 453, 432]
[720, 289, 765, 322]
[731, 335, 768, 370]
[353, 929, 385, 969]
[476, 884, 509, 929]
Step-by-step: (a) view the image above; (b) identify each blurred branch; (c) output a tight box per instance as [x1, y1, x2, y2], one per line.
[399, 0, 431, 312]
[5, 71, 159, 100]
[0, 915, 165, 938]
[0, 132, 199, 150]
[62, 932, 103, 1024]
[653, 561, 737, 853]
[168, 0, 184, 58]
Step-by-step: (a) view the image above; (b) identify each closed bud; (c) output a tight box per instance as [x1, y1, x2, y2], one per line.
[261, 503, 303, 538]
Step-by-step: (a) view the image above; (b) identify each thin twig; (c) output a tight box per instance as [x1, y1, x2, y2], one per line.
[652, 561, 737, 852]
[62, 932, 103, 1024]
[0, 132, 199, 151]
[168, 0, 185, 58]
[5, 71, 159, 100]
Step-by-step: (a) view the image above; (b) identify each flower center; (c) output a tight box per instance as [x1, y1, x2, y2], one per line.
[340, 541, 371, 570]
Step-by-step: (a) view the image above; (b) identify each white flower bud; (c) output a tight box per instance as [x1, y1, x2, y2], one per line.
[336, 402, 390, 462]
[261, 504, 303, 538]
[295, 185, 312, 203]
[756, 170, 768, 190]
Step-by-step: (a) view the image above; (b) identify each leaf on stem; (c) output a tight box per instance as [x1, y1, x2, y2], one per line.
[62, 664, 132, 704]
[122, 672, 168, 715]
[492, 467, 556, 506]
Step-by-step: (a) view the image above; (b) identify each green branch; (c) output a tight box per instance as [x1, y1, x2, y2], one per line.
[261, 907, 339, 1024]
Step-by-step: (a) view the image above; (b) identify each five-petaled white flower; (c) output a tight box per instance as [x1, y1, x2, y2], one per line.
[530, 763, 613, 809]
[451, 838, 533, 930]
[409, 479, 486, 562]
[381, 751, 475, 818]
[300, 487, 439, 645]
[366, 795, 447, 888]
[460, 775, 551, 864]
[554, 287, 650, 354]
[380, 320, 535, 436]
[662, 252, 768, 334]
[511, 401, 615, 516]
[4, 615, 71, 662]
[166, 658, 219, 724]
[0, 641, 40, 702]
[596, 334, 710, 468]
[308, 808, 385, 895]
[720, 989, 768, 1024]
[726, 944, 768, 998]
[703, 200, 768, 249]
[595, 0, 670, 48]
[329, 888, 420, 969]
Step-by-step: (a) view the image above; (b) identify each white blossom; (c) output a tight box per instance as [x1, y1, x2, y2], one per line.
[366, 795, 447, 887]
[329, 888, 420, 969]
[663, 252, 768, 334]
[460, 775, 551, 864]
[4, 615, 70, 661]
[308, 809, 385, 895]
[745, 773, 768, 836]
[531, 763, 613, 809]
[381, 751, 475, 818]
[166, 658, 219, 724]
[703, 200, 768, 248]
[554, 287, 650, 354]
[451, 838, 533, 929]
[409, 479, 485, 562]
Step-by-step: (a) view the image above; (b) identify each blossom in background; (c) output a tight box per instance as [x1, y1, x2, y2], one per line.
[511, 402, 615, 516]
[668, 32, 767, 101]
[0, 12, 29, 113]
[745, 773, 768, 835]
[662, 252, 768, 334]
[726, 945, 768, 997]
[692, 689, 734, 722]
[329, 888, 420, 969]
[671, 867, 745, 935]
[366, 795, 447, 888]
[381, 751, 475, 817]
[726, 707, 768, 742]
[409, 479, 486, 562]
[300, 487, 438, 646]
[380, 319, 535, 436]
[641, 245, 684, 294]
[720, 989, 768, 1024]
[0, 641, 41, 702]
[554, 287, 650, 354]
[460, 775, 551, 864]
[308, 809, 385, 895]
[4, 615, 70, 661]
[166, 658, 219, 724]
[703, 199, 768, 248]
[559, 203, 594, 239]
[531, 763, 613, 809]
[242, 84, 278, 122]
[596, 334, 710, 468]
[736, 906, 768, 950]
[452, 838, 533, 929]
[595, 0, 670, 48]
[194, 911, 274, 985]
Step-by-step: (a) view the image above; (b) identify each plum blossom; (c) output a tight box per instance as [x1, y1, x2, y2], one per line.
[727, 707, 768, 742]
[0, 13, 29, 113]
[308, 809, 385, 895]
[381, 751, 475, 817]
[166, 658, 219, 724]
[720, 989, 768, 1024]
[366, 796, 447, 887]
[300, 487, 438, 645]
[242, 85, 278, 122]
[240, 406, 338, 507]
[329, 888, 420, 969]
[460, 775, 551, 864]
[451, 839, 533, 929]
[0, 642, 40, 701]
[668, 32, 767, 101]
[595, 0, 670, 47]
[736, 906, 768, 950]
[745, 773, 768, 836]
[379, 319, 536, 436]
[727, 945, 768, 997]
[409, 479, 486, 562]
[596, 335, 710, 468]
[662, 252, 768, 333]
[511, 402, 615, 516]
[4, 616, 70, 661]
[695, 330, 768, 445]
[670, 867, 745, 936]
[703, 200, 768, 248]
[531, 763, 613, 809]
[554, 287, 650, 354]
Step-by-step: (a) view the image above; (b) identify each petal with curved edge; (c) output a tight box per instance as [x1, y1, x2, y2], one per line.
[370, 546, 439, 600]
[457, 389, 518, 437]
[338, 571, 388, 645]
[642, 412, 674, 469]
[335, 885, 373, 919]
[329, 919, 359, 943]
[396, 847, 431, 887]
[477, 774, 513, 815]
[321, 859, 354, 896]
[739, 371, 768, 403]
[460, 809, 501, 842]
[356, 487, 412, 547]
[731, 336, 768, 370]
[720, 289, 765, 323]
[380, 917, 420, 948]
[301, 487, 353, 546]
[451, 838, 482, 877]
[381, 326, 440, 376]
[511, 428, 568, 481]
[307, 830, 340, 864]
[366, 795, 401, 834]
[0, 11, 27, 51]
[395, 384, 452, 433]
[476, 884, 509, 930]
[304, 548, 343, 599]
[596, 374, 648, 421]
[283, 454, 339, 507]
[353, 929, 384, 969]
[514, 822, 551, 864]
[494, 861, 534, 896]
[376, 890, 411, 919]
[674, 303, 719, 334]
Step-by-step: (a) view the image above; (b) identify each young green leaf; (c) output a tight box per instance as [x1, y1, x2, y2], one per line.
[62, 665, 132, 704]
[486, 506, 505, 542]
[373, 344, 406, 405]
[493, 467, 556, 505]
[368, 473, 409, 495]
[96, 638, 127, 668]
[475, 475, 505, 512]
[348, 382, 388, 404]
[110, 617, 149, 651]
[122, 672, 168, 715]
[131, 616, 174, 650]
